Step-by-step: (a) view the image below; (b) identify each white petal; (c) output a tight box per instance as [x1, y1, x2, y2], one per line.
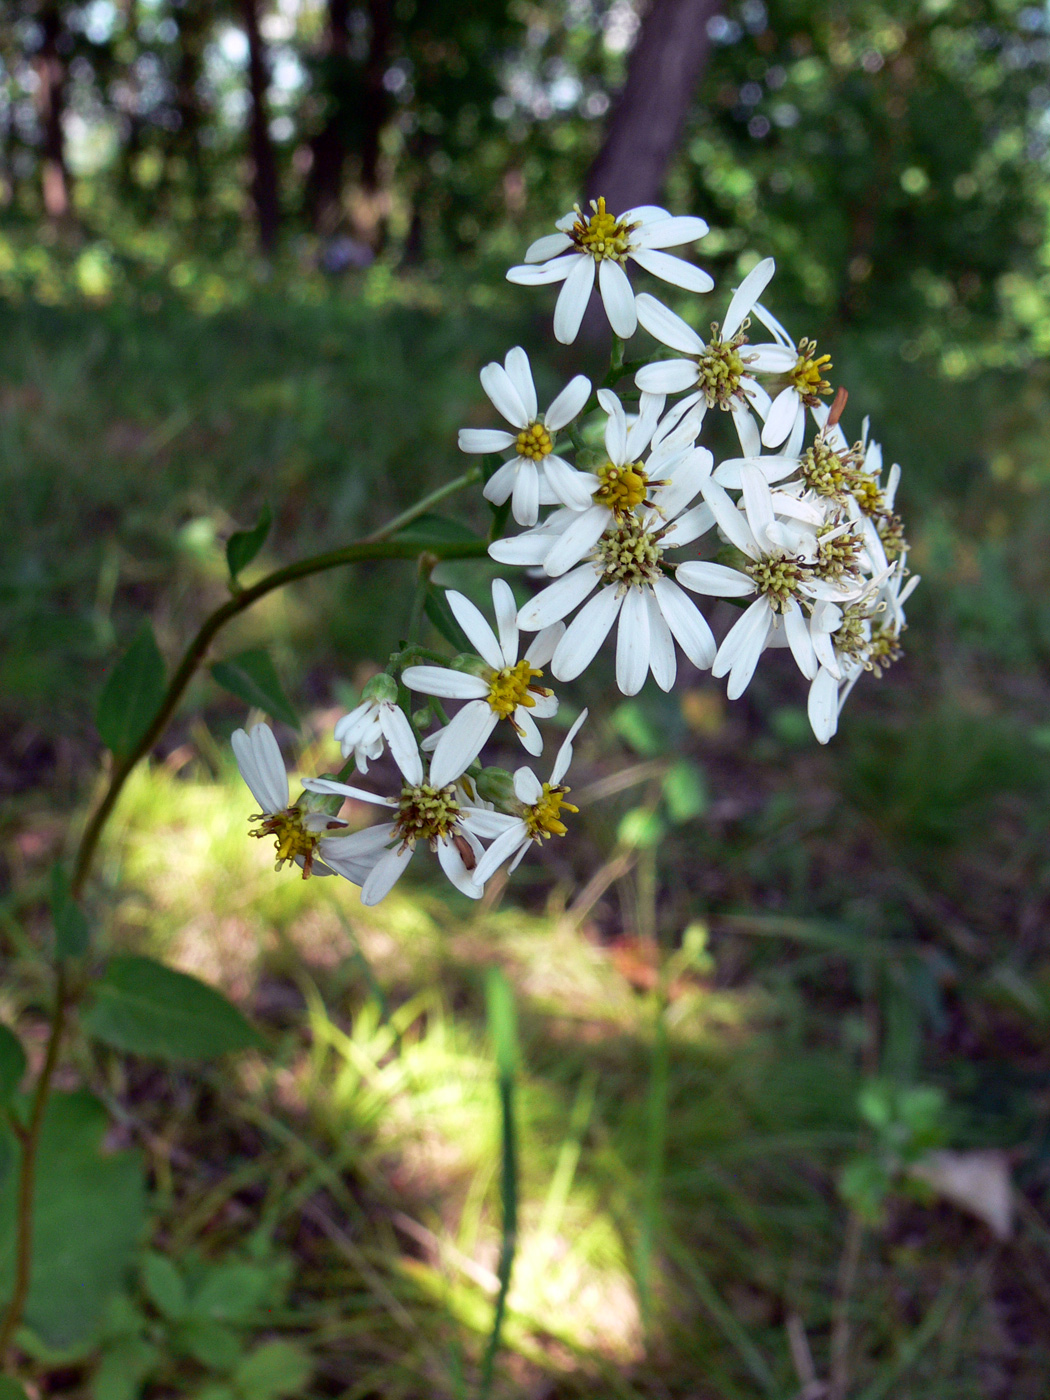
[551, 708, 588, 785]
[401, 665, 488, 700]
[714, 454, 798, 489]
[544, 374, 591, 431]
[783, 599, 817, 679]
[751, 301, 794, 347]
[528, 691, 558, 719]
[488, 530, 559, 567]
[675, 560, 754, 598]
[542, 505, 610, 578]
[458, 428, 516, 454]
[652, 575, 716, 669]
[739, 464, 777, 550]
[761, 386, 800, 448]
[661, 502, 715, 547]
[741, 376, 773, 416]
[553, 254, 597, 345]
[507, 253, 579, 286]
[714, 598, 772, 696]
[517, 564, 598, 631]
[491, 578, 519, 665]
[599, 259, 638, 338]
[480, 362, 529, 429]
[700, 477, 761, 558]
[460, 808, 519, 840]
[635, 359, 699, 394]
[552, 587, 623, 681]
[524, 232, 572, 263]
[598, 387, 628, 463]
[620, 204, 671, 226]
[635, 292, 704, 354]
[629, 247, 714, 293]
[808, 668, 840, 744]
[722, 258, 776, 341]
[645, 590, 677, 691]
[429, 701, 499, 789]
[634, 215, 709, 249]
[434, 831, 484, 899]
[730, 400, 761, 458]
[615, 587, 650, 696]
[542, 455, 596, 511]
[232, 725, 287, 814]
[472, 823, 530, 888]
[626, 391, 665, 458]
[746, 345, 797, 373]
[524, 621, 566, 667]
[446, 590, 504, 670]
[651, 446, 712, 517]
[514, 707, 544, 755]
[482, 459, 518, 506]
[504, 346, 537, 422]
[361, 843, 414, 905]
[378, 705, 423, 782]
[511, 459, 541, 526]
[514, 766, 543, 804]
[555, 211, 578, 232]
[785, 406, 806, 458]
[651, 395, 705, 450]
[302, 777, 398, 808]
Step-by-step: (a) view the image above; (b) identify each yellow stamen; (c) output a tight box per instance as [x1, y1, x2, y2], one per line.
[524, 783, 578, 840]
[394, 784, 461, 847]
[515, 421, 553, 460]
[486, 660, 546, 719]
[250, 808, 319, 878]
[790, 338, 833, 403]
[594, 459, 649, 514]
[569, 197, 637, 264]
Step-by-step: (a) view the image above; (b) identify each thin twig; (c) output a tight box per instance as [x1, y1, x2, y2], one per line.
[828, 1210, 864, 1400]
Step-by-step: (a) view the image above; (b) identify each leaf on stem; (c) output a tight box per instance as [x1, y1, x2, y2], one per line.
[49, 864, 91, 959]
[226, 502, 272, 584]
[423, 589, 472, 651]
[95, 621, 166, 761]
[81, 955, 263, 1061]
[485, 967, 518, 1082]
[390, 513, 482, 548]
[211, 649, 299, 730]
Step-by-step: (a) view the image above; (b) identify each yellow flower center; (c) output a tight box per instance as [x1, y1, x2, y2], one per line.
[745, 553, 813, 612]
[570, 197, 637, 264]
[486, 659, 546, 719]
[800, 439, 861, 504]
[595, 515, 664, 589]
[515, 421, 553, 460]
[394, 784, 461, 846]
[594, 459, 649, 514]
[250, 808, 320, 878]
[696, 327, 749, 408]
[524, 783, 579, 840]
[852, 475, 885, 517]
[790, 338, 833, 403]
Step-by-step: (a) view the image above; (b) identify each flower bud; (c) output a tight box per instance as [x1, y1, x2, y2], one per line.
[362, 672, 398, 704]
[449, 652, 490, 678]
[412, 708, 432, 731]
[475, 766, 517, 810]
[297, 780, 345, 818]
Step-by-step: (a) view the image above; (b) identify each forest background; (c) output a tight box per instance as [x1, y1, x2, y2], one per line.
[3, 0, 1050, 1396]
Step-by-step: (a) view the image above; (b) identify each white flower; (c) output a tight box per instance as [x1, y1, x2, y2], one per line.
[401, 580, 563, 787]
[302, 732, 489, 906]
[675, 467, 858, 700]
[333, 683, 420, 776]
[458, 347, 594, 526]
[634, 260, 795, 454]
[509, 463, 718, 696]
[232, 723, 370, 882]
[507, 200, 713, 345]
[470, 710, 589, 886]
[747, 301, 836, 451]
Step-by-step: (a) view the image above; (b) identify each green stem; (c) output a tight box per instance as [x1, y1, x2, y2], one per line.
[478, 1069, 518, 1400]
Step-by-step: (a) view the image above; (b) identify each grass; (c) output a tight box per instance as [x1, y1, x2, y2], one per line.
[3, 279, 1050, 1397]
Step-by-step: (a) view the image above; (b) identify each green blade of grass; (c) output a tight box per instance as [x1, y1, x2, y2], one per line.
[478, 968, 519, 1400]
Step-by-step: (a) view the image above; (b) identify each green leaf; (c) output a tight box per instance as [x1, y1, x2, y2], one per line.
[423, 588, 472, 651]
[190, 1262, 274, 1323]
[839, 1154, 893, 1225]
[211, 649, 298, 730]
[81, 956, 262, 1062]
[92, 1336, 159, 1400]
[95, 622, 166, 761]
[390, 512, 481, 548]
[0, 1381, 30, 1400]
[233, 1341, 312, 1399]
[226, 502, 272, 584]
[177, 1318, 243, 1371]
[0, 1025, 26, 1105]
[485, 967, 518, 1081]
[50, 864, 90, 959]
[662, 760, 708, 824]
[610, 700, 663, 757]
[0, 1091, 146, 1349]
[617, 807, 666, 849]
[142, 1251, 186, 1320]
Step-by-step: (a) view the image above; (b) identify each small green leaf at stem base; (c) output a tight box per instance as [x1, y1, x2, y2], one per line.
[211, 648, 299, 730]
[81, 955, 263, 1062]
[49, 864, 91, 959]
[95, 622, 166, 761]
[226, 502, 272, 585]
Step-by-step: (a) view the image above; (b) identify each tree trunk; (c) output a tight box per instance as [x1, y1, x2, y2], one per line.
[241, 0, 280, 252]
[33, 2, 71, 222]
[359, 0, 392, 194]
[305, 0, 351, 233]
[586, 0, 721, 213]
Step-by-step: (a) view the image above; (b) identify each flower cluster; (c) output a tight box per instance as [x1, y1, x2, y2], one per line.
[233, 195, 916, 905]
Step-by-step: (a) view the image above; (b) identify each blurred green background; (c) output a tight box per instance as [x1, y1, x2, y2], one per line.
[4, 0, 1050, 1396]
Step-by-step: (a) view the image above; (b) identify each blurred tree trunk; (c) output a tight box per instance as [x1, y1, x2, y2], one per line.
[306, 0, 350, 233]
[33, 1, 71, 222]
[359, 0, 391, 195]
[586, 0, 721, 212]
[241, 0, 280, 252]
[174, 0, 209, 207]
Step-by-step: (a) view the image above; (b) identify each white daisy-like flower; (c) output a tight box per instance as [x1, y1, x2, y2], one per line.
[333, 676, 421, 775]
[302, 737, 491, 906]
[401, 579, 563, 789]
[634, 260, 795, 455]
[676, 467, 859, 699]
[469, 710, 589, 887]
[233, 722, 370, 882]
[509, 464, 718, 696]
[457, 347, 594, 526]
[507, 199, 713, 345]
[747, 301, 836, 451]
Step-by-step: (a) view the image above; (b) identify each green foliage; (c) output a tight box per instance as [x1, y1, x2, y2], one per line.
[423, 587, 474, 651]
[49, 864, 91, 960]
[0, 1025, 26, 1106]
[840, 1079, 950, 1225]
[391, 513, 482, 549]
[210, 650, 299, 731]
[0, 1093, 146, 1350]
[81, 956, 263, 1062]
[0, 1382, 30, 1400]
[95, 623, 166, 762]
[225, 504, 272, 586]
